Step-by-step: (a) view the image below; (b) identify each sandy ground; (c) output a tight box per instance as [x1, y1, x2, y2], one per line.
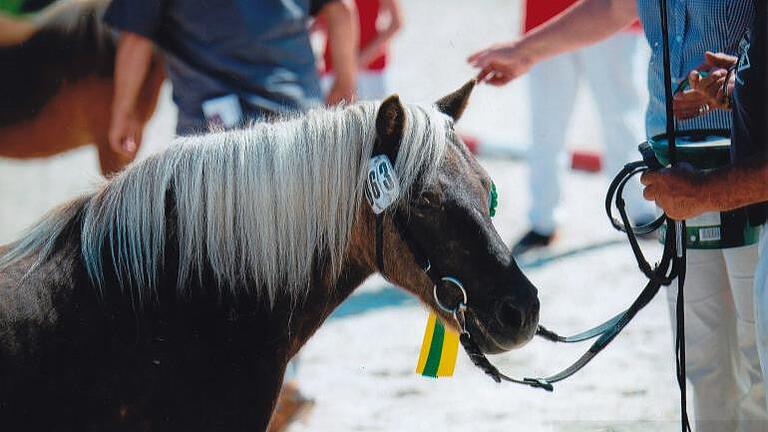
[0, 0, 687, 430]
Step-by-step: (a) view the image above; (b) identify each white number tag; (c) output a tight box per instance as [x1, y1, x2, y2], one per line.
[202, 94, 243, 129]
[365, 155, 401, 214]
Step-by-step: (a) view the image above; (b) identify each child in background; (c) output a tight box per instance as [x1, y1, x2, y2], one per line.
[322, 0, 403, 101]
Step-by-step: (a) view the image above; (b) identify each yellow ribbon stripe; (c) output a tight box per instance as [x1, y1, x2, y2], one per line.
[416, 312, 460, 378]
[415, 313, 437, 375]
[437, 324, 459, 376]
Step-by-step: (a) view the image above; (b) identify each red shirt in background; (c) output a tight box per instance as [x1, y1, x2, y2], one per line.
[524, 0, 641, 34]
[324, 0, 387, 73]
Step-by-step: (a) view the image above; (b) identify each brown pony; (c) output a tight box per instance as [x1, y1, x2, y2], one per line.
[0, 0, 164, 175]
[0, 82, 540, 430]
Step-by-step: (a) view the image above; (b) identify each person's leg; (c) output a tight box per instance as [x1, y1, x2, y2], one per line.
[667, 249, 739, 432]
[526, 53, 579, 236]
[582, 33, 655, 223]
[724, 244, 768, 431]
[754, 227, 768, 415]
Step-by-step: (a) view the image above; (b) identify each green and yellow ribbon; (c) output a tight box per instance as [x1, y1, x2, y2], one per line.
[415, 312, 460, 378]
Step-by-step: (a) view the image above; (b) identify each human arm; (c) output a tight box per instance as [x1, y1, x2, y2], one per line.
[640, 160, 768, 220]
[103, 0, 166, 157]
[319, 0, 358, 105]
[467, 0, 638, 85]
[109, 32, 154, 157]
[357, 0, 403, 69]
[673, 52, 739, 120]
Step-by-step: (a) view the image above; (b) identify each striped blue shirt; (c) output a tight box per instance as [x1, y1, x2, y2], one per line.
[637, 0, 754, 137]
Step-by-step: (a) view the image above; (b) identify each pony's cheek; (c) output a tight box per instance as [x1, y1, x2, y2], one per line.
[383, 240, 433, 299]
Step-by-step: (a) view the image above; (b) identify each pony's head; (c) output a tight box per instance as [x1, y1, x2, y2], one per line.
[366, 81, 540, 354]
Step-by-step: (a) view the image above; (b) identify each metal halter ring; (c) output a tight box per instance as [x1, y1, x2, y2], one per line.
[433, 276, 468, 313]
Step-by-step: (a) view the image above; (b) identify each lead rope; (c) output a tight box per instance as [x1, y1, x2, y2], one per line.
[373, 150, 687, 397]
[384, 206, 671, 392]
[658, 0, 691, 430]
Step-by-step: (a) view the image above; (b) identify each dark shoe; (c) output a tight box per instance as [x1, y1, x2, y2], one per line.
[512, 230, 555, 256]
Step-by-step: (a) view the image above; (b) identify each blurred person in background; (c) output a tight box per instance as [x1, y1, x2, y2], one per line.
[105, 0, 357, 155]
[493, 0, 653, 257]
[104, 1, 358, 430]
[320, 0, 403, 101]
[469, 1, 766, 431]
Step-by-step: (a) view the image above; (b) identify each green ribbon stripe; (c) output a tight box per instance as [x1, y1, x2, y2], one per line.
[422, 320, 446, 377]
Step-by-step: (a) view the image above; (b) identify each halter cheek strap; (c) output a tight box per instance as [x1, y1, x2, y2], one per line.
[374, 211, 434, 283]
[375, 213, 385, 272]
[366, 154, 407, 274]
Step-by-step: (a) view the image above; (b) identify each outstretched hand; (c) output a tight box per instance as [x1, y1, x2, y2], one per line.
[467, 41, 537, 86]
[108, 110, 142, 158]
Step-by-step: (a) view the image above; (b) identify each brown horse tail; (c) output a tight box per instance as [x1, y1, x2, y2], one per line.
[0, 195, 92, 272]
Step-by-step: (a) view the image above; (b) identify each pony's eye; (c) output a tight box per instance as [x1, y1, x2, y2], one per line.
[416, 192, 439, 209]
[489, 182, 498, 217]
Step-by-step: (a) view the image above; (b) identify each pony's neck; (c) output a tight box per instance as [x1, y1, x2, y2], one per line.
[284, 260, 371, 357]
[280, 208, 380, 357]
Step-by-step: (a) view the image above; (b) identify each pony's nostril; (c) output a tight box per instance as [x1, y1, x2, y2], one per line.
[496, 300, 525, 330]
[531, 296, 541, 319]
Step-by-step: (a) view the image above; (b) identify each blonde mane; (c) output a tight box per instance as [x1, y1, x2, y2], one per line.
[0, 102, 451, 304]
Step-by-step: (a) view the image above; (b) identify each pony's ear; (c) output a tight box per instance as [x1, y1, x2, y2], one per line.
[374, 94, 406, 161]
[435, 79, 476, 121]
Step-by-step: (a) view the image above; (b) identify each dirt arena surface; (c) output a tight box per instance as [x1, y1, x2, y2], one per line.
[0, 1, 685, 430]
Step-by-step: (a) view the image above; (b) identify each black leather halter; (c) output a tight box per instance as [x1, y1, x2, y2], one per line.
[373, 180, 679, 393]
[374, 210, 552, 391]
